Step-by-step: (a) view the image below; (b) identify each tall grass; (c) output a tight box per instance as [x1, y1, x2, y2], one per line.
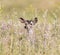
[0, 2, 60, 55]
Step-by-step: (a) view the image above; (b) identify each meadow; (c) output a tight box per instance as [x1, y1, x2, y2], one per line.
[0, 0, 60, 55]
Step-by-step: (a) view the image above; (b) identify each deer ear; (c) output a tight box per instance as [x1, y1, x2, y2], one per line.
[34, 17, 38, 24]
[19, 17, 25, 23]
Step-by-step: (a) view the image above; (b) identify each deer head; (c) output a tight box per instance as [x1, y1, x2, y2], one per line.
[19, 17, 38, 31]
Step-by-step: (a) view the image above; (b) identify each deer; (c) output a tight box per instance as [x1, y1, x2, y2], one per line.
[19, 17, 38, 47]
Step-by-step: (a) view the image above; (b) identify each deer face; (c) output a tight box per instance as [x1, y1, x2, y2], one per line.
[19, 17, 38, 31]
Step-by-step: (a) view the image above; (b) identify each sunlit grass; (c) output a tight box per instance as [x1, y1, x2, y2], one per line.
[0, 0, 60, 55]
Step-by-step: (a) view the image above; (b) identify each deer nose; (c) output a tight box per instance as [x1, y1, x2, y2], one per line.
[30, 23, 32, 25]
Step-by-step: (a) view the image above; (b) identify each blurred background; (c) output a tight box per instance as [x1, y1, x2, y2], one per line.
[0, 0, 60, 9]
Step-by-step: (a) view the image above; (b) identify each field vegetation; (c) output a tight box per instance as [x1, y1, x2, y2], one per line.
[0, 0, 60, 55]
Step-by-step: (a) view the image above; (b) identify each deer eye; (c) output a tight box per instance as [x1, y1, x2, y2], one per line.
[24, 26, 27, 29]
[24, 26, 26, 28]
